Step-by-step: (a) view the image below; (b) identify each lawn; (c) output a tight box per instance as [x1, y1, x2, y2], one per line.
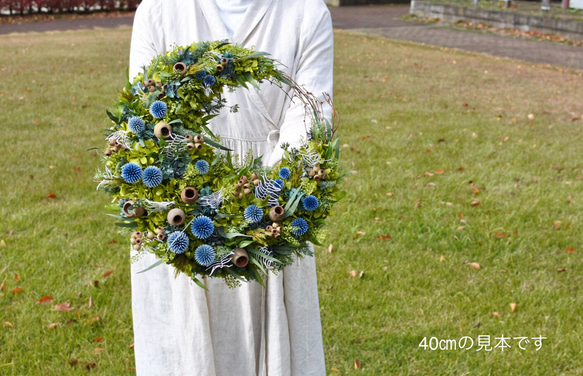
[0, 27, 582, 375]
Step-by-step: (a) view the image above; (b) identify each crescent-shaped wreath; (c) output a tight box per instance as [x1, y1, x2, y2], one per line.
[95, 40, 343, 288]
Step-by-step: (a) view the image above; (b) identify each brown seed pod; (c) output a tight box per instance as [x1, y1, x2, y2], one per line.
[243, 188, 251, 195]
[111, 145, 119, 153]
[194, 135, 204, 143]
[123, 201, 145, 218]
[194, 143, 202, 150]
[253, 179, 260, 186]
[145, 79, 154, 87]
[105, 148, 112, 157]
[266, 225, 273, 232]
[220, 57, 229, 65]
[186, 142, 195, 151]
[133, 244, 142, 251]
[132, 231, 142, 238]
[147, 231, 156, 240]
[109, 139, 117, 146]
[156, 227, 165, 234]
[181, 187, 199, 204]
[216, 64, 224, 73]
[154, 122, 172, 140]
[268, 206, 285, 222]
[157, 233, 165, 241]
[173, 62, 187, 75]
[167, 208, 186, 226]
[232, 248, 249, 268]
[251, 173, 259, 180]
[314, 175, 321, 182]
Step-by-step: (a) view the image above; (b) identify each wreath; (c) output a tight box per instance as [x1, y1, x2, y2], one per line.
[95, 40, 343, 288]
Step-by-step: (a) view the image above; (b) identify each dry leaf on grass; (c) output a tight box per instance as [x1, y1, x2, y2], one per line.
[354, 359, 361, 370]
[37, 295, 53, 304]
[440, 256, 445, 262]
[102, 270, 114, 278]
[330, 368, 341, 374]
[327, 244, 333, 253]
[510, 303, 517, 313]
[492, 312, 501, 318]
[47, 323, 60, 330]
[349, 270, 357, 278]
[4, 321, 13, 328]
[93, 348, 105, 354]
[466, 262, 481, 270]
[54, 302, 75, 312]
[355, 231, 365, 237]
[12, 287, 23, 294]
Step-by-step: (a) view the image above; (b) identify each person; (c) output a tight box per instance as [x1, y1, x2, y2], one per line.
[128, 1, 333, 375]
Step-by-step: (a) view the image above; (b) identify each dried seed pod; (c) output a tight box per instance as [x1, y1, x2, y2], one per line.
[266, 225, 273, 232]
[220, 57, 229, 65]
[157, 233, 165, 241]
[123, 201, 145, 218]
[194, 143, 202, 150]
[268, 206, 285, 222]
[243, 188, 251, 195]
[133, 244, 142, 251]
[105, 148, 112, 157]
[253, 179, 260, 186]
[148, 86, 156, 93]
[109, 139, 117, 146]
[173, 62, 187, 75]
[147, 231, 156, 240]
[186, 142, 195, 151]
[194, 135, 204, 143]
[232, 248, 249, 268]
[314, 175, 321, 182]
[135, 238, 143, 246]
[216, 64, 224, 73]
[111, 145, 119, 153]
[154, 122, 172, 140]
[145, 79, 154, 87]
[251, 173, 259, 180]
[240, 176, 248, 183]
[167, 208, 186, 226]
[156, 227, 165, 234]
[180, 187, 199, 204]
[132, 231, 142, 238]
[185, 134, 193, 140]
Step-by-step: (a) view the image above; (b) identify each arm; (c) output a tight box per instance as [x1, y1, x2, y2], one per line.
[267, 2, 334, 166]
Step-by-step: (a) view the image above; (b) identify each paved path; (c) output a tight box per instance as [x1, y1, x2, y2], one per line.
[1, 5, 582, 70]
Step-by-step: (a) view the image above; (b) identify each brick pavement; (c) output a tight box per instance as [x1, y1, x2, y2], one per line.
[1, 5, 582, 70]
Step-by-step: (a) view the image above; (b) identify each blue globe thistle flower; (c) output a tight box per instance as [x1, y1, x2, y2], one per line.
[142, 166, 163, 188]
[195, 160, 210, 175]
[191, 216, 214, 239]
[195, 244, 215, 266]
[303, 195, 319, 211]
[128, 116, 145, 133]
[167, 231, 189, 254]
[121, 163, 142, 184]
[274, 179, 284, 190]
[203, 75, 216, 86]
[244, 205, 264, 223]
[291, 218, 309, 236]
[279, 167, 291, 180]
[194, 69, 207, 80]
[150, 101, 168, 119]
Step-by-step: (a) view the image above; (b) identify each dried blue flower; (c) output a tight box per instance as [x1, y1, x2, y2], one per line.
[150, 101, 167, 119]
[302, 195, 319, 211]
[274, 179, 284, 190]
[279, 167, 291, 180]
[195, 160, 210, 175]
[128, 116, 145, 133]
[121, 163, 142, 184]
[203, 75, 216, 87]
[291, 218, 308, 236]
[244, 205, 264, 223]
[194, 69, 207, 80]
[142, 166, 163, 188]
[167, 231, 189, 254]
[195, 244, 215, 266]
[191, 216, 214, 239]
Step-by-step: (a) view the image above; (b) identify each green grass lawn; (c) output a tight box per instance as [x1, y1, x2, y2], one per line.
[1, 27, 582, 375]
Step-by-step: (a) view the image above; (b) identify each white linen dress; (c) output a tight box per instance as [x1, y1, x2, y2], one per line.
[128, 1, 333, 375]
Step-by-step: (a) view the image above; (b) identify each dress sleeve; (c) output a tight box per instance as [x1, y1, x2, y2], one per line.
[266, 1, 334, 166]
[129, 0, 165, 81]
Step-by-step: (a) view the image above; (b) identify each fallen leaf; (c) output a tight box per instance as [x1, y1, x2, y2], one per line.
[89, 296, 95, 308]
[12, 287, 23, 294]
[330, 368, 341, 374]
[376, 235, 392, 240]
[94, 336, 103, 343]
[355, 231, 365, 237]
[129, 343, 135, 349]
[69, 359, 79, 367]
[14, 274, 21, 281]
[54, 302, 75, 312]
[0, 240, 5, 248]
[440, 256, 445, 262]
[4, 321, 13, 328]
[528, 113, 535, 120]
[386, 192, 393, 197]
[473, 187, 480, 194]
[565, 248, 576, 253]
[510, 303, 517, 312]
[73, 166, 81, 172]
[47, 323, 60, 330]
[354, 359, 361, 370]
[374, 217, 382, 221]
[349, 270, 357, 277]
[435, 169, 444, 174]
[493, 232, 507, 238]
[47, 191, 57, 199]
[85, 362, 96, 370]
[327, 244, 333, 253]
[471, 201, 482, 207]
[65, 319, 77, 325]
[86, 315, 101, 325]
[107, 240, 118, 245]
[553, 221, 562, 230]
[102, 270, 114, 278]
[492, 312, 501, 318]
[467, 262, 481, 270]
[93, 348, 105, 354]
[557, 268, 568, 273]
[359, 271, 365, 279]
[37, 295, 53, 304]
